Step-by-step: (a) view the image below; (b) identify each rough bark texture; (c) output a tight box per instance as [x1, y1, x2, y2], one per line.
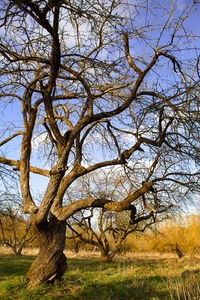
[26, 216, 67, 288]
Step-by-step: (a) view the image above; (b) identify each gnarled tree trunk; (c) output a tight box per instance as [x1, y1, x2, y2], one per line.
[26, 215, 67, 288]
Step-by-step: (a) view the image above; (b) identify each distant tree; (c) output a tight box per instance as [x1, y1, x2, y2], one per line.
[67, 208, 157, 262]
[0, 166, 33, 255]
[66, 228, 80, 253]
[150, 215, 200, 258]
[0, 0, 199, 288]
[0, 204, 33, 255]
[66, 171, 174, 262]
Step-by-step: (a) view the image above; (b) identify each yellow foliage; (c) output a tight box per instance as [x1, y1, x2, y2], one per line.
[122, 214, 200, 256]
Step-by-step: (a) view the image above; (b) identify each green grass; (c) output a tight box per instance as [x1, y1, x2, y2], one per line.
[0, 254, 200, 299]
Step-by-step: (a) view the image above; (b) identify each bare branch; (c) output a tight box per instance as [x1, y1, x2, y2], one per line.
[123, 31, 142, 75]
[0, 157, 50, 177]
[0, 131, 24, 147]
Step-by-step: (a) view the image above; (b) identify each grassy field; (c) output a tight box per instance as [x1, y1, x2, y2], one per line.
[0, 249, 200, 299]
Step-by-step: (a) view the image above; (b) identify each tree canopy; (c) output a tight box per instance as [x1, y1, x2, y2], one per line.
[0, 0, 199, 220]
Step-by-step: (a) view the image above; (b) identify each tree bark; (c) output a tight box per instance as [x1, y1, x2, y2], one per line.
[100, 249, 121, 262]
[100, 252, 111, 262]
[99, 247, 113, 262]
[26, 215, 67, 288]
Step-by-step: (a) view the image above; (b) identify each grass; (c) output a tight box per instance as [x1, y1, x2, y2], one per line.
[0, 251, 200, 299]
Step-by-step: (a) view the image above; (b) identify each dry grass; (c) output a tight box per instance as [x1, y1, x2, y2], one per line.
[1, 246, 199, 261]
[0, 246, 39, 256]
[0, 246, 14, 255]
[117, 251, 178, 260]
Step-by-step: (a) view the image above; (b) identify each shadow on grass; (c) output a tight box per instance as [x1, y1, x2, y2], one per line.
[0, 255, 34, 279]
[59, 274, 171, 300]
[60, 258, 172, 300]
[1, 255, 199, 299]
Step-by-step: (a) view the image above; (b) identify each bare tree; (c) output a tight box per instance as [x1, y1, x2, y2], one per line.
[66, 171, 172, 262]
[0, 166, 33, 255]
[0, 205, 33, 255]
[0, 0, 199, 287]
[66, 208, 156, 262]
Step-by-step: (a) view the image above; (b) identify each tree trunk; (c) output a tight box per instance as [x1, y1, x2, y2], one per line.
[100, 248, 112, 262]
[16, 241, 25, 255]
[108, 248, 120, 262]
[26, 216, 67, 288]
[100, 252, 111, 262]
[175, 243, 184, 259]
[100, 239, 125, 262]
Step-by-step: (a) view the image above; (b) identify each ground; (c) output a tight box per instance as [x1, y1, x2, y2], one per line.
[0, 247, 200, 299]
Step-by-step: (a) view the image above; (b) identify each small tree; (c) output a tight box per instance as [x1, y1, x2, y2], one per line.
[0, 165, 33, 254]
[0, 205, 32, 255]
[67, 207, 159, 261]
[0, 0, 199, 287]
[66, 172, 173, 262]
[146, 215, 200, 258]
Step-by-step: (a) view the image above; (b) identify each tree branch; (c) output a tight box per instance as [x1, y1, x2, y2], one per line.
[0, 131, 24, 146]
[52, 181, 153, 220]
[0, 157, 50, 177]
[123, 31, 142, 75]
